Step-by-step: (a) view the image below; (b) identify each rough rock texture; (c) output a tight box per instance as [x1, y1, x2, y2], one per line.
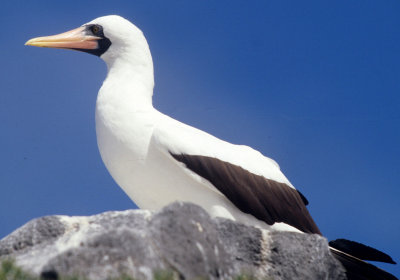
[0, 202, 346, 280]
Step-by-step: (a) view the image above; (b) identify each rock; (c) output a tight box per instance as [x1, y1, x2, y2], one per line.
[0, 202, 346, 280]
[148, 202, 232, 279]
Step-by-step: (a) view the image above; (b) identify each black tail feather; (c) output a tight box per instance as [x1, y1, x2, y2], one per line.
[330, 247, 398, 280]
[330, 239, 396, 264]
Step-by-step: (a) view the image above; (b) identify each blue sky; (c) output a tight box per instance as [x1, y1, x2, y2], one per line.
[1, 0, 399, 276]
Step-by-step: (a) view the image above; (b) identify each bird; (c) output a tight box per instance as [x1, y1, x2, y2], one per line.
[26, 15, 397, 279]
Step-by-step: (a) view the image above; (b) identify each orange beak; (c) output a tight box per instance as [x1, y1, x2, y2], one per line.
[25, 26, 100, 50]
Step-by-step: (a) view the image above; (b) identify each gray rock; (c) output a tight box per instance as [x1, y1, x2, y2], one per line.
[266, 231, 345, 279]
[0, 202, 346, 280]
[0, 216, 65, 256]
[148, 203, 233, 279]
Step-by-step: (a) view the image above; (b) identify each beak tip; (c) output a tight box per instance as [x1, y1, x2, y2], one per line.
[25, 39, 34, 46]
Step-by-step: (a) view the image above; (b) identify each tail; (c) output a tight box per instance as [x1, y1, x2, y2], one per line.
[329, 239, 397, 280]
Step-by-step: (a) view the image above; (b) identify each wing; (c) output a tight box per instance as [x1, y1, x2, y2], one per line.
[153, 112, 320, 234]
[170, 153, 320, 234]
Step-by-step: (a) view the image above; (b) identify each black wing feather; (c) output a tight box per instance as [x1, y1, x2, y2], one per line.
[170, 153, 321, 234]
[331, 248, 398, 280]
[330, 239, 396, 264]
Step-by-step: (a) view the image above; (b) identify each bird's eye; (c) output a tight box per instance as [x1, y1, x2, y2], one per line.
[91, 25, 101, 35]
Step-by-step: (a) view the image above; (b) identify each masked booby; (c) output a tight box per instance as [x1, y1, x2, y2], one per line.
[25, 15, 397, 279]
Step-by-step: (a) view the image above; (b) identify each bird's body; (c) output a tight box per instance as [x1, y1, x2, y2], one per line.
[91, 15, 305, 232]
[97, 98, 297, 231]
[25, 15, 397, 279]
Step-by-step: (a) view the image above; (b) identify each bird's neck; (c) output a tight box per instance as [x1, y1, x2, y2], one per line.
[95, 51, 156, 163]
[100, 49, 155, 110]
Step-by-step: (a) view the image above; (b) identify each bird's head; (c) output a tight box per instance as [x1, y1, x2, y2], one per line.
[25, 15, 150, 68]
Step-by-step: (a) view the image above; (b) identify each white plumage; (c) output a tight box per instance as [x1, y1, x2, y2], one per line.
[93, 15, 298, 231]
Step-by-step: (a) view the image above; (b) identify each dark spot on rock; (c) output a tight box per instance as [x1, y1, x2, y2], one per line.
[41, 270, 58, 280]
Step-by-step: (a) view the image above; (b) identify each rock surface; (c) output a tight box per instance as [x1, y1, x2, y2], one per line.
[0, 202, 346, 279]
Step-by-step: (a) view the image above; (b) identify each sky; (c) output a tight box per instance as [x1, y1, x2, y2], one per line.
[1, 0, 399, 277]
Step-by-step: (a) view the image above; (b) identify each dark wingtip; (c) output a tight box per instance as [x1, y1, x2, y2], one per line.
[331, 248, 398, 280]
[296, 190, 309, 205]
[329, 239, 396, 264]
